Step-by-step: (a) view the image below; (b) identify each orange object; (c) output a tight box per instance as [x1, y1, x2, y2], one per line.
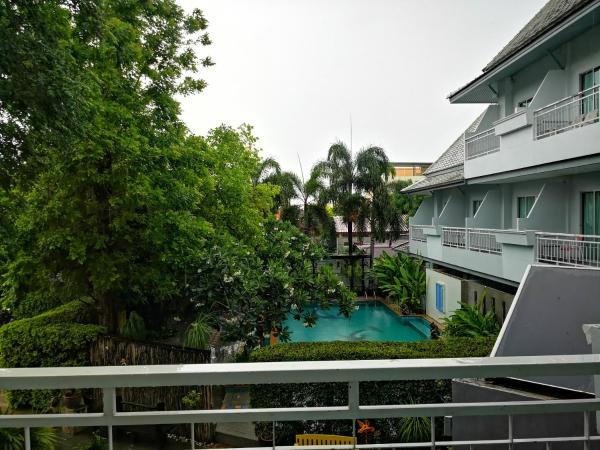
[356, 419, 375, 434]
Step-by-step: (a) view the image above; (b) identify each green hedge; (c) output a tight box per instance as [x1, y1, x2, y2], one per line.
[249, 337, 495, 444]
[0, 300, 105, 410]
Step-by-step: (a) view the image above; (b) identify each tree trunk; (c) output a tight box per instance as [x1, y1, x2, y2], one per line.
[348, 220, 354, 291]
[369, 212, 375, 269]
[97, 294, 118, 334]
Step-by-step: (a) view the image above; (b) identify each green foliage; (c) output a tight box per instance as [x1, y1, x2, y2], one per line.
[183, 313, 213, 349]
[74, 432, 108, 450]
[120, 311, 147, 341]
[385, 180, 425, 243]
[371, 253, 425, 313]
[0, 0, 216, 331]
[189, 220, 355, 348]
[181, 390, 205, 409]
[249, 338, 494, 444]
[399, 415, 431, 443]
[0, 426, 57, 450]
[443, 292, 501, 337]
[0, 301, 104, 409]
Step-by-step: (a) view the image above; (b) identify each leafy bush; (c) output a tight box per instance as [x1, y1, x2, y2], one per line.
[249, 338, 495, 444]
[0, 426, 57, 450]
[0, 300, 105, 410]
[120, 311, 147, 341]
[442, 292, 500, 337]
[370, 253, 425, 313]
[183, 313, 214, 349]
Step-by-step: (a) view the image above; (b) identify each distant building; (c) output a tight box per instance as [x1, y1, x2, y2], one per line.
[389, 162, 430, 182]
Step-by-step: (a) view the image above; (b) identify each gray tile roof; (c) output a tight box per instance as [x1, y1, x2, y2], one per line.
[423, 111, 486, 175]
[484, 0, 595, 72]
[402, 110, 487, 194]
[402, 168, 465, 193]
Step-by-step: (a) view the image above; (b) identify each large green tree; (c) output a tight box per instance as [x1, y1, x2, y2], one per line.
[0, 1, 219, 331]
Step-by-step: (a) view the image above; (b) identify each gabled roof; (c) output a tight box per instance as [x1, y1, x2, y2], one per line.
[402, 110, 487, 194]
[483, 0, 594, 73]
[449, 0, 599, 102]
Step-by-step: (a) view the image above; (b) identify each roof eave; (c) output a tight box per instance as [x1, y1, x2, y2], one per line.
[448, 0, 600, 104]
[402, 179, 465, 195]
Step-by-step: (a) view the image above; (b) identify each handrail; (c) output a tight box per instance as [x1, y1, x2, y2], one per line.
[533, 84, 600, 114]
[3, 355, 600, 449]
[465, 127, 496, 142]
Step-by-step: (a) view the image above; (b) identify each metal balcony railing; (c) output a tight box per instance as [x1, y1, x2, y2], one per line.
[465, 128, 500, 160]
[2, 356, 600, 450]
[410, 225, 427, 242]
[534, 85, 600, 140]
[536, 232, 600, 268]
[441, 226, 466, 249]
[468, 228, 502, 255]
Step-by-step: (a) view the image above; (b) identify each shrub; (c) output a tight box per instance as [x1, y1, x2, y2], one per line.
[370, 253, 425, 313]
[0, 425, 57, 450]
[0, 300, 105, 410]
[442, 292, 500, 337]
[249, 338, 495, 444]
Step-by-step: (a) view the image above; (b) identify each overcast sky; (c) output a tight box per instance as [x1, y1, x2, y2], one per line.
[177, 0, 547, 173]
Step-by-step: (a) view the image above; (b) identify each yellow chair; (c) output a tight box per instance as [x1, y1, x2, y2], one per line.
[295, 434, 356, 446]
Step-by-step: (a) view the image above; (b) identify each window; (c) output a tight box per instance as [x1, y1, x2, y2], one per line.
[472, 200, 483, 216]
[582, 191, 600, 235]
[435, 283, 445, 313]
[580, 67, 599, 115]
[517, 98, 533, 109]
[517, 196, 535, 219]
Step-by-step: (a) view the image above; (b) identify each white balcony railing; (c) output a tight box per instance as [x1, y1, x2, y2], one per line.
[441, 226, 466, 249]
[465, 128, 500, 160]
[468, 228, 502, 255]
[410, 225, 427, 242]
[534, 85, 600, 140]
[3, 356, 600, 450]
[536, 232, 600, 268]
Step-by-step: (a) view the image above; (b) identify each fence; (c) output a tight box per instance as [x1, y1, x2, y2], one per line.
[441, 227, 466, 249]
[90, 335, 214, 442]
[534, 85, 600, 139]
[468, 228, 502, 255]
[2, 355, 600, 449]
[536, 232, 600, 268]
[410, 225, 427, 242]
[465, 128, 500, 160]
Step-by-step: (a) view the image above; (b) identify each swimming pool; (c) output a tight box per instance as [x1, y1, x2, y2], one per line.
[284, 301, 430, 342]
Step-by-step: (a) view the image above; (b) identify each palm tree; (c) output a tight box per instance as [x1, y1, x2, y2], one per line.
[253, 157, 281, 187]
[318, 142, 390, 288]
[275, 168, 335, 247]
[355, 146, 392, 266]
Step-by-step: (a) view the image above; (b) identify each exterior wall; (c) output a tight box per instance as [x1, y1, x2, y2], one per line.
[465, 22, 600, 179]
[464, 280, 515, 325]
[425, 268, 464, 322]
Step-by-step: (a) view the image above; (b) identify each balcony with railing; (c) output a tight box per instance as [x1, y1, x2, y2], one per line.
[534, 85, 600, 140]
[465, 128, 500, 160]
[3, 355, 600, 449]
[441, 226, 466, 249]
[409, 225, 427, 242]
[536, 232, 600, 268]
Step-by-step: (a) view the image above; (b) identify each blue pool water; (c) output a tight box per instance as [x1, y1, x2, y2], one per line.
[284, 301, 430, 342]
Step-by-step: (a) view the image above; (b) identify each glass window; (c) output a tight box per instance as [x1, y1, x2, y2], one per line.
[435, 283, 444, 313]
[582, 191, 600, 235]
[581, 67, 599, 115]
[517, 196, 535, 219]
[472, 200, 483, 216]
[517, 98, 533, 109]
